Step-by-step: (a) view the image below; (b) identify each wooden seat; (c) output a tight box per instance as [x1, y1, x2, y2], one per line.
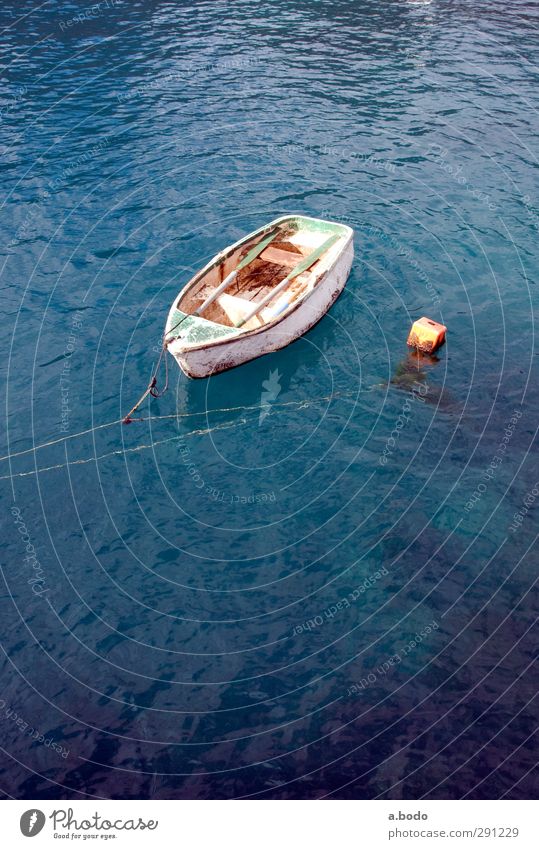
[259, 246, 306, 268]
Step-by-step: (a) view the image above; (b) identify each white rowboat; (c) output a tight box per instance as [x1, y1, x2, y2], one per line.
[164, 214, 354, 378]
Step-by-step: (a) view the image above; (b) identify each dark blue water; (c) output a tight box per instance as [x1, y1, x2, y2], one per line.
[1, 0, 538, 800]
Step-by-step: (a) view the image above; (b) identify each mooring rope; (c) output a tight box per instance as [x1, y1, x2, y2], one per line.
[122, 341, 169, 424]
[0, 390, 361, 467]
[0, 417, 249, 481]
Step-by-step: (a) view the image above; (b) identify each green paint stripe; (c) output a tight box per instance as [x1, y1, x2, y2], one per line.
[287, 233, 341, 281]
[165, 310, 239, 345]
[236, 226, 280, 272]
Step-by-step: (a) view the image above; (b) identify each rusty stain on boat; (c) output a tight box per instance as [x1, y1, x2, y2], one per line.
[165, 214, 354, 378]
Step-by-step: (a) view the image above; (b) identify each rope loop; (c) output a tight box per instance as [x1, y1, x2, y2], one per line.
[122, 341, 168, 424]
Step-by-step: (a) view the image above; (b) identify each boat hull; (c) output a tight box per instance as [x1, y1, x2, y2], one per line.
[167, 217, 354, 378]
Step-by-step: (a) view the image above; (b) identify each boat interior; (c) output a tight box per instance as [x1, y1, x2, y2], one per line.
[176, 218, 348, 332]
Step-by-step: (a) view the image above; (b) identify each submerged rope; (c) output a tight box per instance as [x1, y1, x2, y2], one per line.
[122, 341, 169, 424]
[0, 390, 360, 466]
[0, 417, 249, 481]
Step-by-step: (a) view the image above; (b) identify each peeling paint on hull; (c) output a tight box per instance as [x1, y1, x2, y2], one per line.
[167, 217, 354, 378]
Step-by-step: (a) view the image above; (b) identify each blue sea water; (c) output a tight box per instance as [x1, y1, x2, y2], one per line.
[1, 0, 538, 800]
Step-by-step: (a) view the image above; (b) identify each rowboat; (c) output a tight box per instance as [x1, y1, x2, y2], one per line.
[164, 214, 354, 378]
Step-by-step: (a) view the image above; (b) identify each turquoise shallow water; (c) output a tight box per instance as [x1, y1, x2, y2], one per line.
[1, 0, 538, 799]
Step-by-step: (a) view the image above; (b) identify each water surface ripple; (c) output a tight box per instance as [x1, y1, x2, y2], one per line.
[1, 0, 538, 799]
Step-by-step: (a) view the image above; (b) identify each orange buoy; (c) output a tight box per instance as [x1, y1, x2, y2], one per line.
[407, 316, 447, 353]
